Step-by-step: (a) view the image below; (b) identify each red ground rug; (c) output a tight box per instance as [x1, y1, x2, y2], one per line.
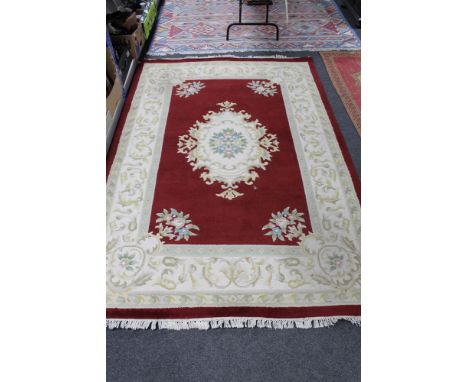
[107, 58, 361, 330]
[321, 51, 361, 135]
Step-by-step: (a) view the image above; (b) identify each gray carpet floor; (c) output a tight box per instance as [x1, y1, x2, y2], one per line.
[107, 321, 360, 382]
[107, 3, 361, 380]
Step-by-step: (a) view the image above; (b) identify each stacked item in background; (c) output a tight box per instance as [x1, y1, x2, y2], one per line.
[106, 0, 160, 152]
[107, 5, 145, 80]
[106, 45, 123, 128]
[106, 0, 158, 83]
[107, 0, 158, 37]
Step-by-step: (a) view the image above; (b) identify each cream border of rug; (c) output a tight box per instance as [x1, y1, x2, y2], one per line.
[106, 61, 360, 319]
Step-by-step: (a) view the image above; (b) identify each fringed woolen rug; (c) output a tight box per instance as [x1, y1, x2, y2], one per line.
[147, 0, 361, 57]
[107, 58, 361, 330]
[320, 51, 361, 135]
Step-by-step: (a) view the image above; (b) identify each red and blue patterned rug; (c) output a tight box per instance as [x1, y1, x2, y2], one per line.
[147, 0, 361, 57]
[106, 58, 361, 329]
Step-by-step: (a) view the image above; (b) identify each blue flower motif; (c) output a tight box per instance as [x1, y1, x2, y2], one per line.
[262, 207, 307, 243]
[155, 208, 200, 242]
[209, 128, 247, 158]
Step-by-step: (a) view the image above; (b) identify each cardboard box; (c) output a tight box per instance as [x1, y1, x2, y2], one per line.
[110, 23, 145, 59]
[106, 47, 123, 118]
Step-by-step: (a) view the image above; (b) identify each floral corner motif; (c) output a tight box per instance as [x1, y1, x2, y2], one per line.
[155, 208, 199, 241]
[175, 81, 206, 98]
[106, 234, 162, 291]
[247, 80, 278, 97]
[262, 207, 308, 243]
[299, 234, 361, 290]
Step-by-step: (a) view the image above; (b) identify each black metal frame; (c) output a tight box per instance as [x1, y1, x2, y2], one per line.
[226, 0, 279, 41]
[340, 0, 361, 28]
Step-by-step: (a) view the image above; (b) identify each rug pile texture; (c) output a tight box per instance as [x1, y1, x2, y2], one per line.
[321, 51, 361, 134]
[147, 0, 361, 57]
[106, 58, 361, 329]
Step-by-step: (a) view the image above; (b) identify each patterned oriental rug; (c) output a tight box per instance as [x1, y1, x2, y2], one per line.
[147, 0, 361, 57]
[321, 51, 361, 134]
[106, 58, 361, 330]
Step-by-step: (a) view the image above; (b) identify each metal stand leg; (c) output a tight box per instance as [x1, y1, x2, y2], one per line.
[227, 0, 279, 41]
[340, 0, 361, 28]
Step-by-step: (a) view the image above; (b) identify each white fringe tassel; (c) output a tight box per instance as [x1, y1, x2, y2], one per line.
[107, 316, 360, 331]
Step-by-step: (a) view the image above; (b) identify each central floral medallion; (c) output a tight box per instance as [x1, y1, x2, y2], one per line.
[177, 101, 280, 200]
[209, 128, 247, 159]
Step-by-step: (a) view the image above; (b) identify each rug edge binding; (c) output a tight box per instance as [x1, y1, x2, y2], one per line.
[106, 316, 361, 330]
[145, 54, 292, 60]
[145, 49, 361, 60]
